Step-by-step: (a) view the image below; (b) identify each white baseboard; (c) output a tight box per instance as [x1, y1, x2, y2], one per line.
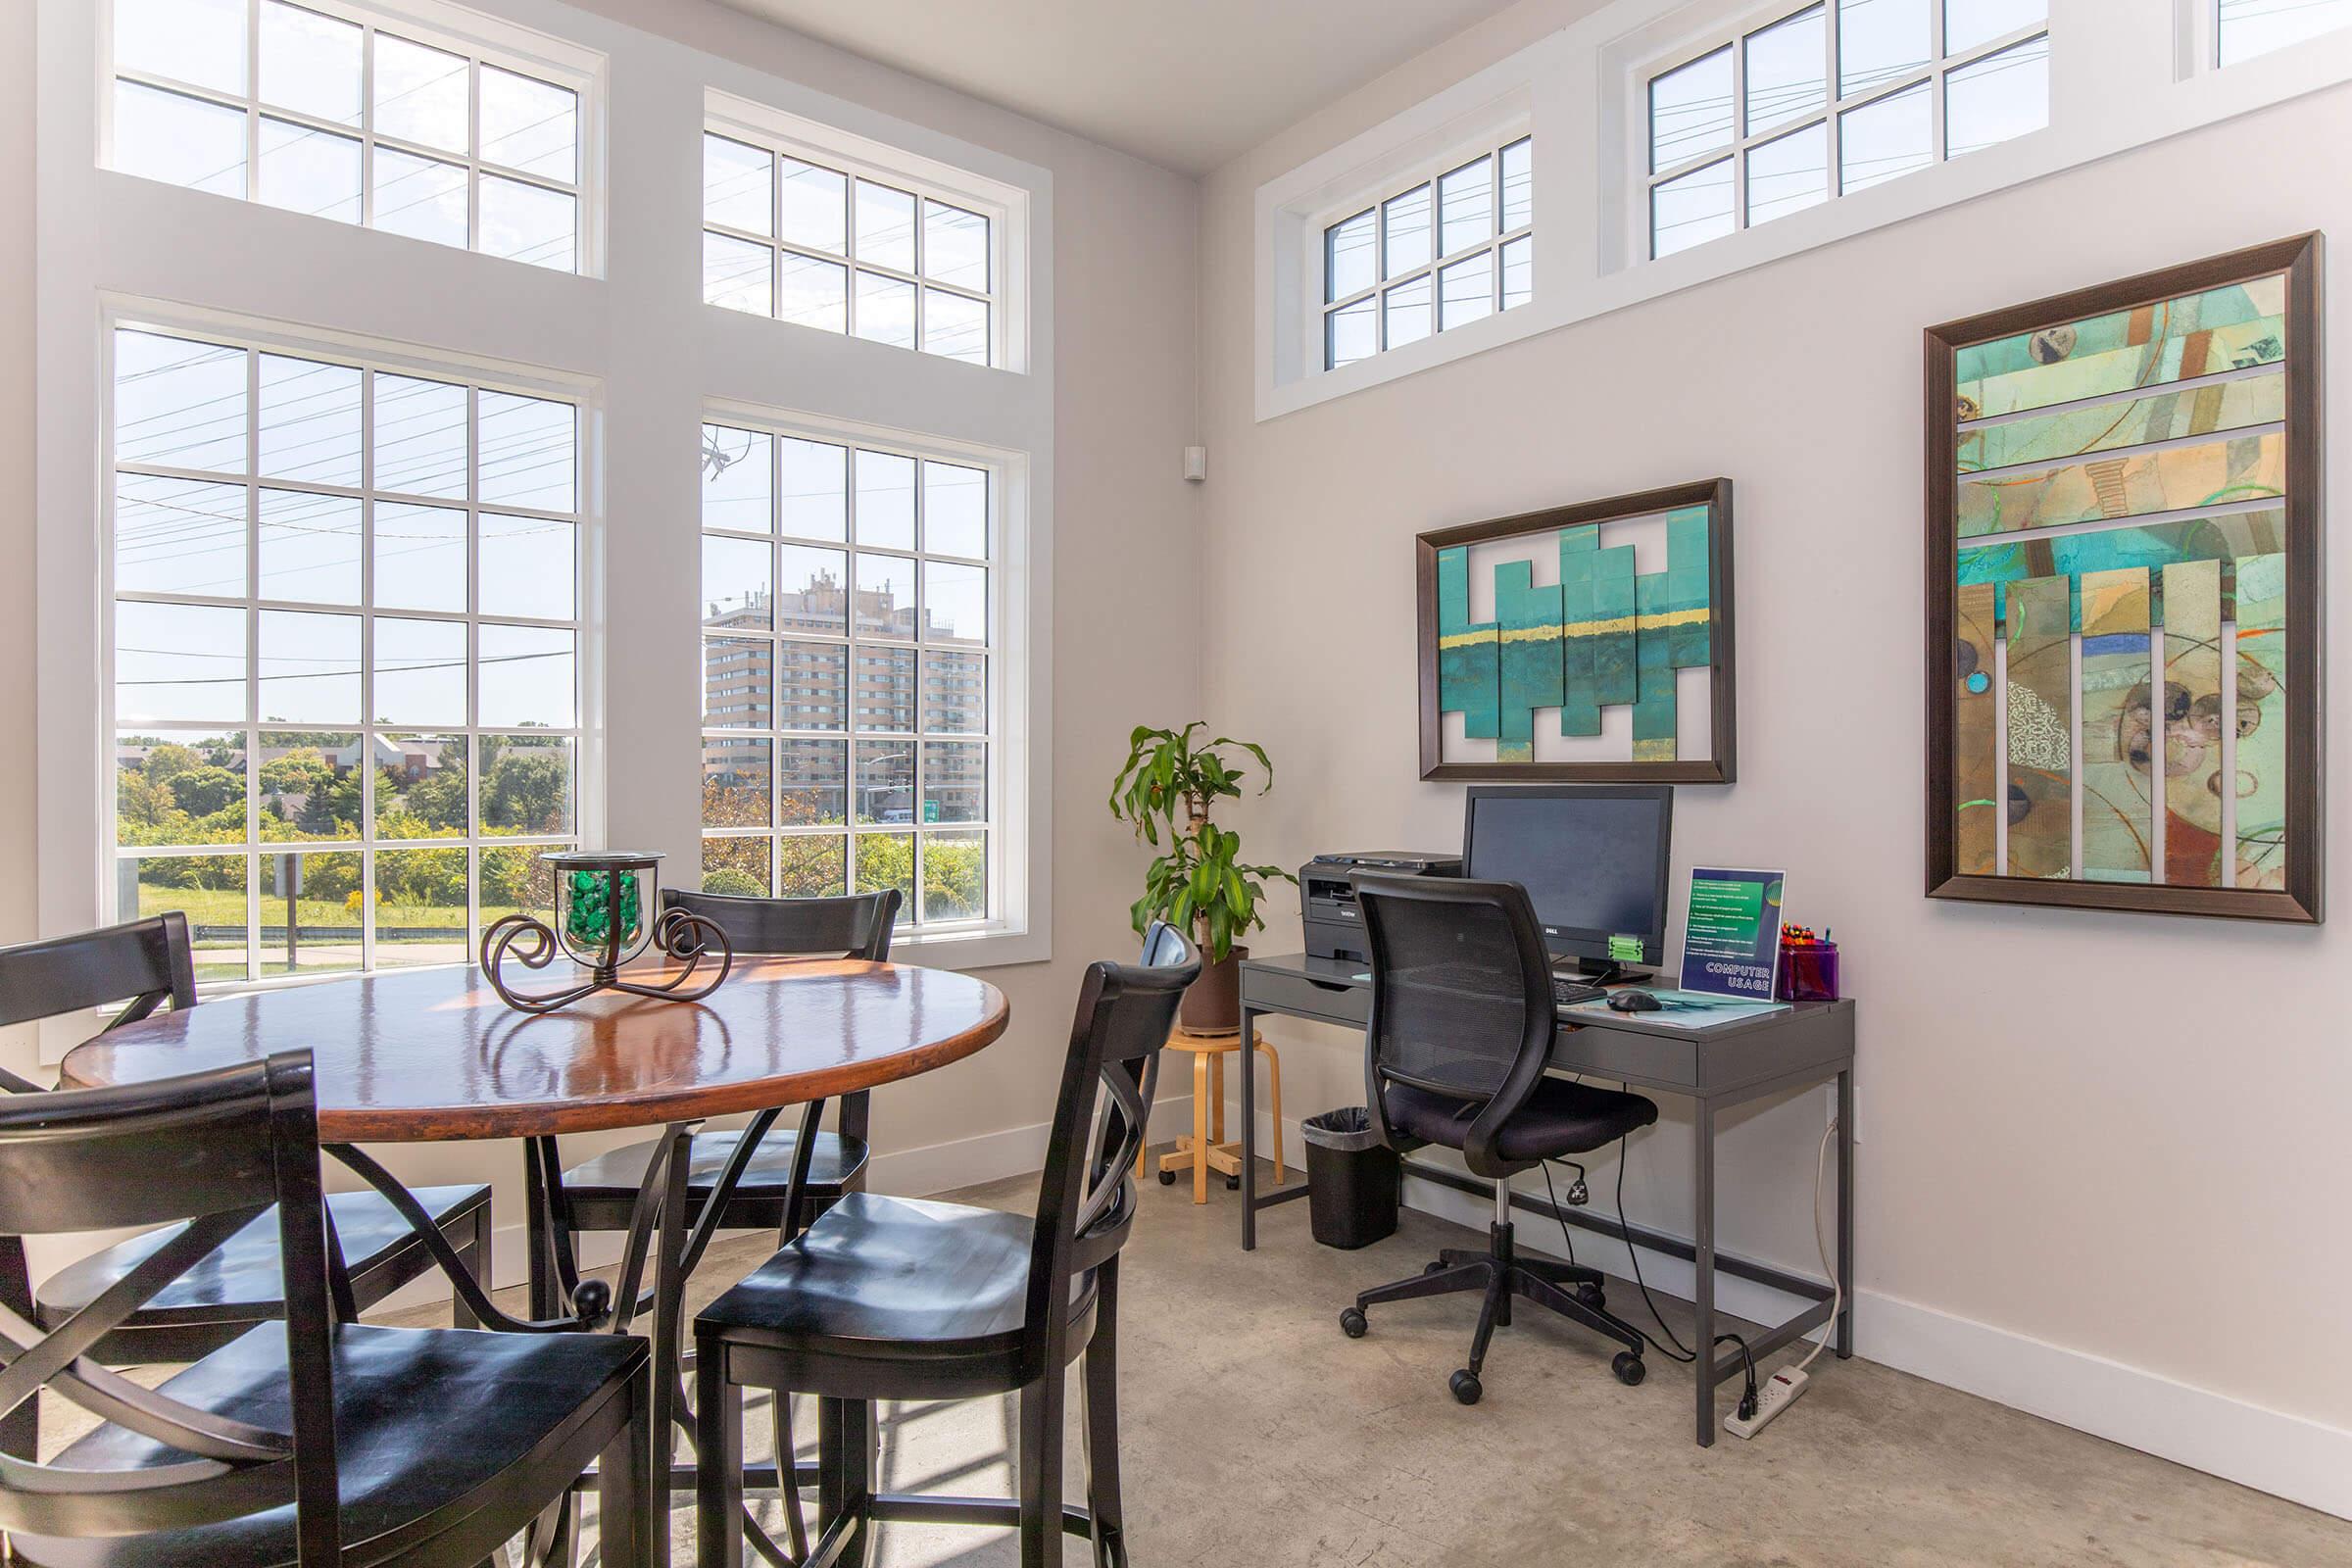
[1860, 1288, 2352, 1523]
[1399, 1175, 2352, 1523]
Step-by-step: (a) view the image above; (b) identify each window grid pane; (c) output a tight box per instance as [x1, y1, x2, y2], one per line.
[700, 127, 1000, 368]
[1645, 1, 2048, 261]
[2219, 0, 2352, 64]
[1319, 133, 1532, 371]
[108, 4, 583, 271]
[110, 325, 584, 989]
[700, 417, 997, 929]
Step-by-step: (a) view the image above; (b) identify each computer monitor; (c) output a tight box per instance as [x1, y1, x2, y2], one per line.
[1461, 784, 1674, 978]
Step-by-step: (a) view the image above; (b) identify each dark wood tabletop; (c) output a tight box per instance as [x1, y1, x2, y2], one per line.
[59, 957, 1009, 1142]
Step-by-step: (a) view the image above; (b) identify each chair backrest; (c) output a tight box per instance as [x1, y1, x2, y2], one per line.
[660, 888, 900, 960]
[1352, 874, 1556, 1169]
[0, 915, 198, 1091]
[1020, 922, 1200, 1376]
[0, 1053, 342, 1559]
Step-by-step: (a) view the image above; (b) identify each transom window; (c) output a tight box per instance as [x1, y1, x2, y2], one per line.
[108, 323, 584, 986]
[699, 418, 998, 932]
[2218, 0, 2352, 64]
[702, 130, 997, 367]
[1645, 1, 2048, 260]
[1322, 136, 1531, 371]
[107, 0, 585, 271]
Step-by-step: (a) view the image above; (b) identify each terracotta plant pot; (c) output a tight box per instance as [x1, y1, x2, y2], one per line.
[1178, 945, 1246, 1034]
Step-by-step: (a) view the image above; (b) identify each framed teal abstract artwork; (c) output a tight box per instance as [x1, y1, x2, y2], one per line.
[1416, 479, 1735, 783]
[1925, 234, 2324, 922]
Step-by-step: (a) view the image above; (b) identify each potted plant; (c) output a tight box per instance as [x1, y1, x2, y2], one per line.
[1108, 723, 1296, 1033]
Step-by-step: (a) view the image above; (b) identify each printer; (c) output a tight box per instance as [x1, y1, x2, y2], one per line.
[1299, 851, 1463, 963]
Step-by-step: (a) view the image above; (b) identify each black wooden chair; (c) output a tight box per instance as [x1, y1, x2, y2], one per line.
[693, 922, 1199, 1568]
[0, 916, 491, 1397]
[536, 889, 901, 1287]
[0, 1051, 653, 1567]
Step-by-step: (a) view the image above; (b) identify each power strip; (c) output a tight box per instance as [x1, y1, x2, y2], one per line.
[1724, 1366, 1809, 1439]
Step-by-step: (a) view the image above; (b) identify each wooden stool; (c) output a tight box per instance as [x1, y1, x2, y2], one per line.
[1141, 1025, 1285, 1204]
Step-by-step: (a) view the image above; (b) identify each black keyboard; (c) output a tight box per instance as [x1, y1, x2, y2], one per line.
[1550, 977, 1607, 1008]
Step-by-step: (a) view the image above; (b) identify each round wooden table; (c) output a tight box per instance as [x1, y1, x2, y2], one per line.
[61, 955, 1009, 1568]
[60, 956, 1009, 1142]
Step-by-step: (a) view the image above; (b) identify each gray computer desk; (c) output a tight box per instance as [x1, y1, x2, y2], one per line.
[1235, 952, 1855, 1446]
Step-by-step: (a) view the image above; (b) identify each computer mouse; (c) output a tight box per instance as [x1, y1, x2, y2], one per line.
[1607, 991, 1662, 1013]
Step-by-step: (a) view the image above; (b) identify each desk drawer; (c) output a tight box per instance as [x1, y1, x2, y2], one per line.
[1555, 1025, 1696, 1089]
[1242, 969, 1369, 1027]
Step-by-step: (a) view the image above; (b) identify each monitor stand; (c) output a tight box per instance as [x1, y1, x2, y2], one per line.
[1555, 956, 1640, 987]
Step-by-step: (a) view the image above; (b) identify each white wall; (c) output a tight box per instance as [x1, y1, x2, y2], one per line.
[15, 0, 1200, 1279]
[1197, 0, 2352, 1514]
[0, 2, 33, 1048]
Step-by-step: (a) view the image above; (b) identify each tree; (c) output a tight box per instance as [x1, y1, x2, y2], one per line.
[141, 743, 197, 786]
[482, 751, 567, 835]
[701, 867, 763, 897]
[259, 748, 334, 798]
[296, 775, 360, 839]
[168, 765, 242, 818]
[117, 766, 172, 836]
[404, 766, 469, 835]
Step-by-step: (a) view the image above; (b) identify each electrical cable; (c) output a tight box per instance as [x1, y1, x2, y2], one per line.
[1793, 1116, 1842, 1375]
[1538, 1158, 1579, 1265]
[1601, 1128, 1757, 1411]
[1613, 1131, 1693, 1362]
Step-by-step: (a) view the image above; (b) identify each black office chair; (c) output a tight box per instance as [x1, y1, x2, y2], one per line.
[536, 889, 900, 1294]
[0, 916, 491, 1412]
[0, 1052, 652, 1567]
[1337, 875, 1658, 1405]
[693, 922, 1200, 1568]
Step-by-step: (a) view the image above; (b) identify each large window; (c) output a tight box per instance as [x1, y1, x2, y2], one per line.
[107, 0, 586, 271]
[702, 129, 997, 367]
[699, 418, 998, 933]
[2218, 0, 2352, 64]
[1645, 1, 2048, 260]
[1322, 136, 1531, 370]
[108, 322, 583, 984]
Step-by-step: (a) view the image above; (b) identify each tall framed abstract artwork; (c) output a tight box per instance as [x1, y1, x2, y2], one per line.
[1925, 235, 2324, 922]
[1417, 479, 1735, 783]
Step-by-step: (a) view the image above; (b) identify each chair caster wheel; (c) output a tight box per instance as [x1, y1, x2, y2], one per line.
[1226, 1174, 1241, 1191]
[1157, 1169, 1175, 1185]
[1424, 1260, 1448, 1275]
[1612, 1351, 1645, 1387]
[1577, 1282, 1606, 1309]
[1339, 1308, 1368, 1339]
[1449, 1369, 1482, 1405]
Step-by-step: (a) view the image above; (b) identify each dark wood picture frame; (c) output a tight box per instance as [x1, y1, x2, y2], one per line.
[1924, 234, 2325, 922]
[1416, 478, 1737, 784]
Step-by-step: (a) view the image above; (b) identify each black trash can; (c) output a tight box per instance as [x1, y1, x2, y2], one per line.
[1300, 1107, 1400, 1250]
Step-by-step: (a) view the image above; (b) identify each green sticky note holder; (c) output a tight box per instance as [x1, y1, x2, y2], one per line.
[1607, 935, 1643, 962]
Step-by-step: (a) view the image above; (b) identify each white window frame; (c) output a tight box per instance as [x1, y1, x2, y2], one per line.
[97, 0, 609, 276]
[705, 90, 1030, 375]
[96, 298, 604, 993]
[2196, 0, 2352, 69]
[700, 400, 1037, 955]
[691, 404, 1035, 945]
[1256, 0, 2352, 422]
[1316, 134, 1532, 371]
[1639, 2, 2049, 261]
[40, 0, 1059, 1054]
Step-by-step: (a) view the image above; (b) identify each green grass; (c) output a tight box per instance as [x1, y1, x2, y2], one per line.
[137, 884, 541, 934]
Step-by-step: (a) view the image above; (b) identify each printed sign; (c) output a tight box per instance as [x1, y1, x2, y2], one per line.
[1679, 867, 1787, 1001]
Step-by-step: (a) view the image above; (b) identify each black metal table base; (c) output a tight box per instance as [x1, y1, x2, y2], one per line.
[326, 1100, 840, 1568]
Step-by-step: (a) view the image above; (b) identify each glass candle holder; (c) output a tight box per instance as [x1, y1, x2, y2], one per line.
[481, 849, 733, 1014]
[549, 851, 658, 972]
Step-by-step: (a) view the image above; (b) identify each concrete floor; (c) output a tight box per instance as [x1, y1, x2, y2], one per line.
[63, 1157, 2352, 1566]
